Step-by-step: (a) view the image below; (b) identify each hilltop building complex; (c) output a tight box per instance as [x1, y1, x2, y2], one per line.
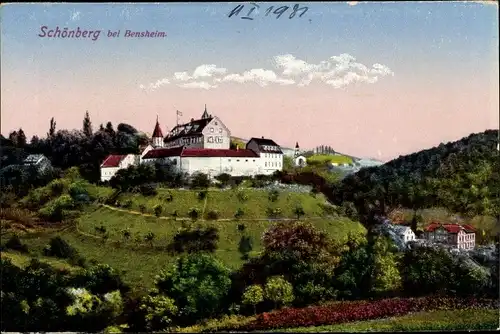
[100, 106, 284, 181]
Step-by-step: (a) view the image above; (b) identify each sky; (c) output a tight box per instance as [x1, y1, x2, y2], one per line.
[1, 1, 498, 161]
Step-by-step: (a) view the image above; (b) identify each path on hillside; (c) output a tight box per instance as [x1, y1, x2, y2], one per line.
[99, 204, 331, 222]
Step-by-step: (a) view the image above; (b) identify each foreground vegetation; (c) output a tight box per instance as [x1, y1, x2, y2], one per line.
[275, 308, 499, 332]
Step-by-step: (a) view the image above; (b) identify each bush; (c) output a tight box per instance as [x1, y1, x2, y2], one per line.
[268, 190, 279, 202]
[266, 207, 282, 218]
[188, 208, 200, 221]
[4, 234, 29, 253]
[238, 235, 253, 259]
[198, 191, 207, 201]
[237, 191, 249, 202]
[163, 192, 174, 202]
[206, 210, 219, 220]
[237, 223, 246, 232]
[172, 210, 178, 218]
[154, 205, 163, 217]
[138, 204, 146, 213]
[170, 226, 219, 254]
[191, 172, 210, 189]
[44, 236, 81, 262]
[235, 208, 245, 219]
[233, 297, 498, 331]
[138, 184, 157, 196]
[50, 179, 66, 196]
[122, 200, 133, 209]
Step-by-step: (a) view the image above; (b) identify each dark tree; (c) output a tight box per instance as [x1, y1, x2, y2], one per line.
[83, 111, 93, 137]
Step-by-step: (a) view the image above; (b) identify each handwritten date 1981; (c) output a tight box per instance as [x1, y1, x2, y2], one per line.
[228, 3, 308, 20]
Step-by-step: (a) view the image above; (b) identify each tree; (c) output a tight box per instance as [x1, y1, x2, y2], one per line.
[48, 117, 56, 138]
[241, 285, 264, 315]
[238, 235, 253, 260]
[83, 111, 93, 137]
[370, 236, 402, 296]
[191, 172, 210, 189]
[293, 205, 305, 220]
[139, 294, 178, 331]
[154, 253, 232, 322]
[264, 276, 294, 309]
[16, 128, 27, 147]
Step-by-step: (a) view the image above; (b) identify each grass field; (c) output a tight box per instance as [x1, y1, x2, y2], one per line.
[307, 154, 353, 165]
[115, 188, 331, 219]
[4, 203, 365, 291]
[1, 250, 79, 272]
[274, 308, 499, 332]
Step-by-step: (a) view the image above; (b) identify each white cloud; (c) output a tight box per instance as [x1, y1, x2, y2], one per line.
[216, 69, 295, 87]
[140, 53, 393, 90]
[178, 82, 217, 90]
[192, 64, 227, 78]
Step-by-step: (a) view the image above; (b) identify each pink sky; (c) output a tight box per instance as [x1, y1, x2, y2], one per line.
[1, 3, 498, 161]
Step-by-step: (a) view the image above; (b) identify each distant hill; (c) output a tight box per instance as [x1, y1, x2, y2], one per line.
[331, 129, 500, 222]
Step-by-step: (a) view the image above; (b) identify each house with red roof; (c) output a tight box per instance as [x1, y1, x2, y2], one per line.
[423, 222, 476, 250]
[100, 154, 138, 182]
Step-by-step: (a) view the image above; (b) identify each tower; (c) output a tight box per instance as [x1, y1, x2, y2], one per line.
[152, 115, 164, 148]
[294, 142, 300, 158]
[201, 104, 210, 119]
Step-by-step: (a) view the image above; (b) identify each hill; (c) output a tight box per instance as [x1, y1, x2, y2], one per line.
[331, 129, 500, 232]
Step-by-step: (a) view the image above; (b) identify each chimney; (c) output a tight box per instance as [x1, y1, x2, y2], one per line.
[261, 136, 264, 139]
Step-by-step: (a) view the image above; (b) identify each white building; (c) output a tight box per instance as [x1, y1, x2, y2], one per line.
[100, 154, 138, 182]
[23, 154, 52, 173]
[393, 225, 417, 243]
[100, 106, 284, 181]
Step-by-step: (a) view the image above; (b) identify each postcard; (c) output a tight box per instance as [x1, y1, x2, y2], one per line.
[1, 2, 499, 333]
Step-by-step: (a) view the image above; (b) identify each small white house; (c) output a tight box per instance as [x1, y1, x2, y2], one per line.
[23, 154, 52, 173]
[100, 154, 138, 182]
[393, 225, 416, 243]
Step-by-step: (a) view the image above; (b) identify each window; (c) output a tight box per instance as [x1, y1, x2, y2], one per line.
[219, 128, 222, 133]
[214, 121, 218, 125]
[210, 128, 214, 132]
[237, 159, 240, 162]
[245, 159, 248, 162]
[253, 159, 255, 162]
[228, 159, 231, 162]
[265, 162, 267, 167]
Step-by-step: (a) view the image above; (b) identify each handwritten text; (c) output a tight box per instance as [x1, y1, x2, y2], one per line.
[228, 3, 309, 20]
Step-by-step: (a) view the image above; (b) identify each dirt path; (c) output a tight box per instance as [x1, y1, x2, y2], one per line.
[99, 204, 330, 222]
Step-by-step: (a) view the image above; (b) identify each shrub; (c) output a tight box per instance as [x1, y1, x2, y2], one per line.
[268, 190, 279, 202]
[266, 207, 282, 218]
[188, 208, 200, 221]
[206, 210, 219, 220]
[50, 179, 65, 196]
[172, 210, 178, 218]
[237, 223, 246, 232]
[138, 204, 146, 213]
[139, 184, 158, 196]
[154, 204, 163, 217]
[191, 172, 210, 189]
[4, 234, 29, 253]
[242, 285, 264, 315]
[237, 191, 249, 202]
[170, 226, 219, 254]
[233, 297, 499, 331]
[238, 235, 253, 260]
[44, 236, 79, 260]
[293, 205, 305, 219]
[198, 191, 207, 201]
[163, 192, 174, 202]
[264, 276, 294, 309]
[235, 208, 245, 219]
[122, 200, 133, 209]
[145, 232, 155, 246]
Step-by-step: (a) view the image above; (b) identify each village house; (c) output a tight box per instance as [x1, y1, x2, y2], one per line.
[23, 154, 52, 173]
[393, 225, 417, 243]
[423, 222, 476, 250]
[100, 154, 138, 182]
[100, 106, 284, 181]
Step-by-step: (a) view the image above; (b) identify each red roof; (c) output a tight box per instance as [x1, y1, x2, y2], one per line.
[152, 120, 163, 138]
[142, 147, 184, 159]
[424, 222, 475, 234]
[142, 147, 259, 159]
[182, 148, 258, 158]
[101, 155, 127, 168]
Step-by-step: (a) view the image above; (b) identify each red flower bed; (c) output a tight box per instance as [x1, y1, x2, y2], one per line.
[235, 297, 498, 331]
